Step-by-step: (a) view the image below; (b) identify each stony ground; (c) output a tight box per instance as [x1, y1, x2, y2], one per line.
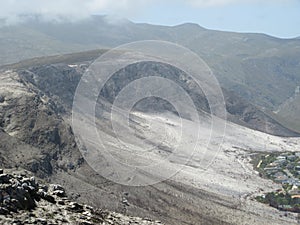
[0, 169, 163, 225]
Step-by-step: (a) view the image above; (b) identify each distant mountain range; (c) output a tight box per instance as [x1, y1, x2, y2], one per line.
[1, 15, 300, 131]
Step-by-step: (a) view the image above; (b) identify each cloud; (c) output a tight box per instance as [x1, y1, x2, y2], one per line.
[186, 0, 296, 7]
[187, 0, 240, 7]
[0, 0, 297, 25]
[0, 0, 151, 25]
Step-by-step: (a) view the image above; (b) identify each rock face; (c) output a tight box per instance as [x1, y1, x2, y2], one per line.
[0, 70, 82, 178]
[0, 169, 163, 225]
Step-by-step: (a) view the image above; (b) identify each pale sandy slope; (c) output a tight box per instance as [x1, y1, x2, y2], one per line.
[74, 101, 300, 224]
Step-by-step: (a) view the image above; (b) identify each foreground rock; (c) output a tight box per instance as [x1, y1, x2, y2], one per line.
[0, 169, 163, 225]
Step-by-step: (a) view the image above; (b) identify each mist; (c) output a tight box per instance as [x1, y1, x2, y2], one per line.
[1, 0, 294, 25]
[0, 0, 150, 25]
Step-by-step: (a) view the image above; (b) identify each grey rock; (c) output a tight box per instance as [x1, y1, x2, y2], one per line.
[29, 177, 36, 185]
[3, 199, 10, 205]
[0, 174, 11, 184]
[39, 185, 48, 192]
[79, 221, 93, 225]
[52, 190, 66, 197]
[41, 193, 55, 203]
[57, 200, 65, 205]
[68, 202, 84, 212]
[21, 183, 28, 189]
[0, 207, 9, 214]
[49, 184, 65, 192]
[0, 95, 4, 103]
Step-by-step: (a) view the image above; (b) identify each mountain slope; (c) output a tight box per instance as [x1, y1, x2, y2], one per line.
[6, 51, 298, 137]
[1, 16, 300, 112]
[273, 90, 300, 133]
[0, 56, 300, 224]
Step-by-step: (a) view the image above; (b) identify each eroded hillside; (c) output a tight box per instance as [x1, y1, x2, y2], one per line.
[0, 55, 300, 224]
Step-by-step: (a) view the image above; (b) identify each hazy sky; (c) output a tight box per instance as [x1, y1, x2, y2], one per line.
[1, 0, 299, 38]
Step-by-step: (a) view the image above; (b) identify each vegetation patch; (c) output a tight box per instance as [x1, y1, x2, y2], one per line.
[252, 152, 300, 213]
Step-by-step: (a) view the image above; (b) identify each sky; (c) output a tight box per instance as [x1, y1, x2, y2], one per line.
[0, 0, 299, 38]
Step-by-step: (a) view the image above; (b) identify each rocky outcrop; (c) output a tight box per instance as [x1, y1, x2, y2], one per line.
[0, 169, 163, 225]
[0, 70, 83, 178]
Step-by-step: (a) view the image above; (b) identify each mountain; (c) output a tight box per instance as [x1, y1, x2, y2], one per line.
[1, 53, 300, 224]
[2, 50, 297, 137]
[1, 15, 300, 114]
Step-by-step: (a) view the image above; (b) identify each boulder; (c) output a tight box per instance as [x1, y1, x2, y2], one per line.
[0, 174, 11, 184]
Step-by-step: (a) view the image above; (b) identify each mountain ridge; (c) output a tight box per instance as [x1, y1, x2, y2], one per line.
[1, 15, 300, 114]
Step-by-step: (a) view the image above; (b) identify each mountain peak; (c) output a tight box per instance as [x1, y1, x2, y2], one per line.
[173, 22, 206, 30]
